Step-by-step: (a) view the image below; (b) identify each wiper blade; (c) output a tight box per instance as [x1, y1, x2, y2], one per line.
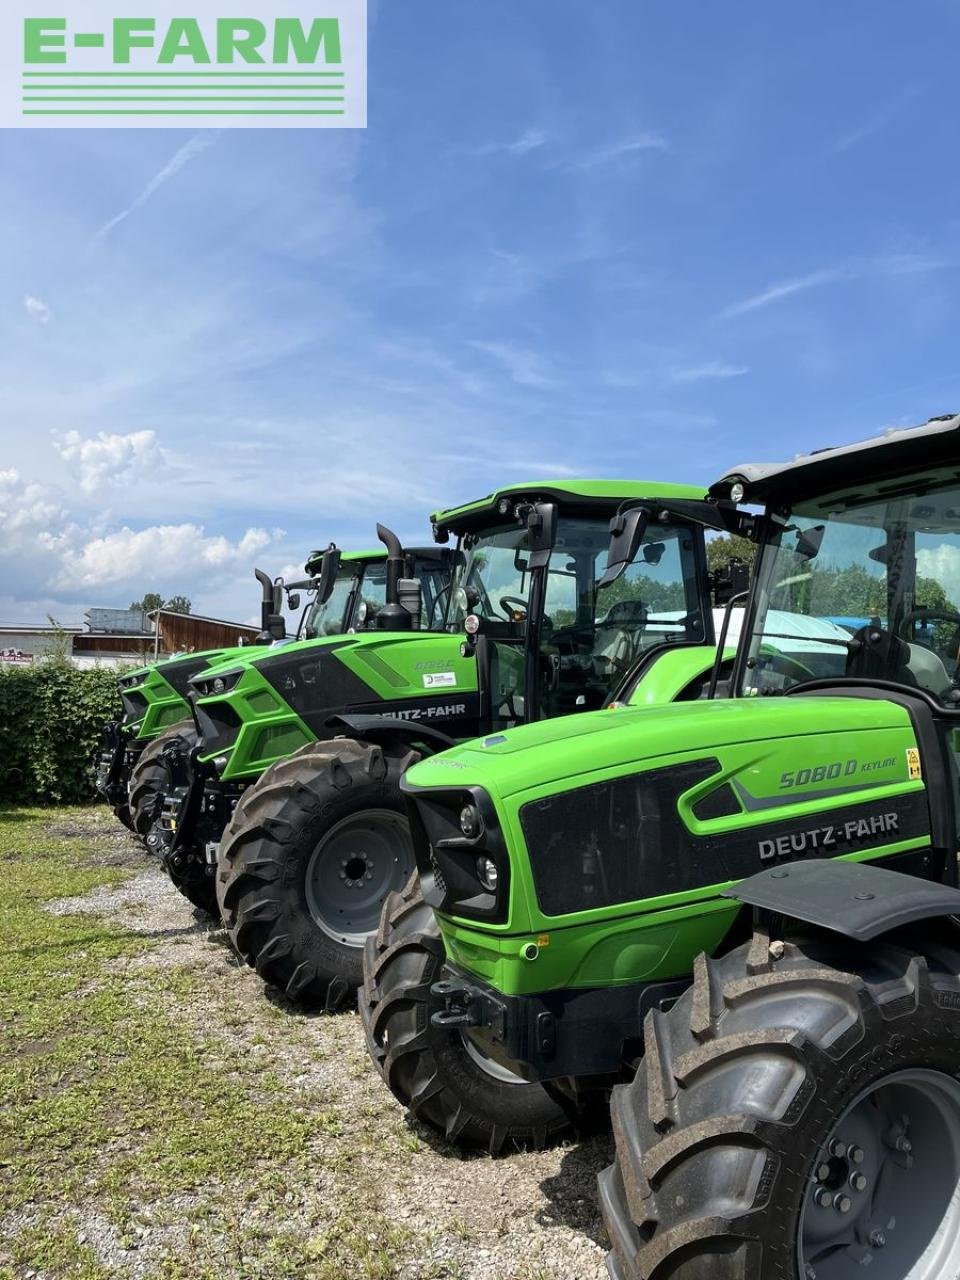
[760, 631, 853, 649]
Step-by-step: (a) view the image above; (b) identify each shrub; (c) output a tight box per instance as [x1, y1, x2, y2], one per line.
[0, 661, 123, 805]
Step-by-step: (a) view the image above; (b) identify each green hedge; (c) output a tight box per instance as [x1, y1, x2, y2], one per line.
[0, 661, 123, 805]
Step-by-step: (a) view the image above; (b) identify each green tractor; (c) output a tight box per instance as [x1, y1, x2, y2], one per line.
[170, 481, 744, 1015]
[381, 414, 960, 1277]
[95, 542, 348, 837]
[154, 530, 455, 916]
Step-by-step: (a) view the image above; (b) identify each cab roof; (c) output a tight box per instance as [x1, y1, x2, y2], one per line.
[303, 547, 386, 575]
[303, 546, 447, 575]
[431, 479, 706, 535]
[712, 413, 960, 509]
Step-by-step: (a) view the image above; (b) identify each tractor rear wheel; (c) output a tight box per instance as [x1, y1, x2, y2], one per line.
[128, 719, 197, 844]
[359, 875, 572, 1154]
[216, 739, 418, 1011]
[600, 928, 960, 1280]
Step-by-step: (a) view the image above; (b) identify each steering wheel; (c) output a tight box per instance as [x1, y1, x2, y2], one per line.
[499, 595, 529, 621]
[755, 646, 817, 685]
[901, 607, 960, 684]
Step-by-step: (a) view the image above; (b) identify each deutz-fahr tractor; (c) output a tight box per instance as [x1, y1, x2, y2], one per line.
[173, 481, 745, 1016]
[385, 414, 960, 1279]
[124, 544, 405, 864]
[96, 541, 347, 836]
[154, 530, 455, 914]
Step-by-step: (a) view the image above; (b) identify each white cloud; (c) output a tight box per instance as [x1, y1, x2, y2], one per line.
[23, 295, 51, 324]
[718, 268, 845, 319]
[0, 468, 63, 533]
[468, 340, 557, 389]
[53, 428, 167, 495]
[467, 128, 549, 158]
[60, 523, 278, 588]
[93, 132, 218, 242]
[669, 360, 749, 383]
[561, 134, 669, 172]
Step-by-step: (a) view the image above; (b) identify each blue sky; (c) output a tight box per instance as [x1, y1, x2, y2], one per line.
[2, 0, 960, 625]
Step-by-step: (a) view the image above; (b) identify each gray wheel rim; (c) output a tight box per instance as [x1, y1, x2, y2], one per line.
[304, 809, 414, 947]
[460, 1031, 529, 1085]
[797, 1068, 960, 1280]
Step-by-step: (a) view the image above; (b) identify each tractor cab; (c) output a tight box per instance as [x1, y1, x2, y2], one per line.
[712, 412, 960, 710]
[432, 480, 733, 730]
[296, 546, 450, 640]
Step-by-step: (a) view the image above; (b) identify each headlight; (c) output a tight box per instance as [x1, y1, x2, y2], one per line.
[476, 856, 498, 891]
[460, 803, 483, 838]
[192, 668, 242, 698]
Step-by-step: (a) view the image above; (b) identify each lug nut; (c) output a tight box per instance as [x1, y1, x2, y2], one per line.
[848, 1145, 865, 1165]
[833, 1194, 852, 1214]
[816, 1162, 831, 1181]
[850, 1172, 868, 1193]
[829, 1139, 847, 1158]
[814, 1189, 833, 1209]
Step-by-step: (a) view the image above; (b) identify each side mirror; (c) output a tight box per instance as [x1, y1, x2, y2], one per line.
[287, 591, 301, 611]
[599, 507, 650, 589]
[526, 501, 558, 571]
[314, 544, 342, 606]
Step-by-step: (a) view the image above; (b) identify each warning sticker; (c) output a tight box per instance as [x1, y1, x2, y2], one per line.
[423, 671, 457, 689]
[906, 747, 922, 781]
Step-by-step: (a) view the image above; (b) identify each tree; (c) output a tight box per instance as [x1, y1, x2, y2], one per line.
[706, 534, 756, 573]
[129, 592, 163, 613]
[129, 592, 192, 615]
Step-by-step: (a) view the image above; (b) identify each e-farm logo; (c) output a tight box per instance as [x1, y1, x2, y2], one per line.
[1, 1, 366, 127]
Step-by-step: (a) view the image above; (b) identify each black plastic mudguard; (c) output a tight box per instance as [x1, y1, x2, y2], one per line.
[325, 713, 457, 755]
[726, 857, 960, 942]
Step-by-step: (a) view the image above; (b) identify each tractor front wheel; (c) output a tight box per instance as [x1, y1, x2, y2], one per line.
[359, 875, 572, 1154]
[216, 739, 418, 1011]
[600, 928, 960, 1280]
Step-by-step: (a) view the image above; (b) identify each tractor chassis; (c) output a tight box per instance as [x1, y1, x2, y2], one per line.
[431, 966, 687, 1084]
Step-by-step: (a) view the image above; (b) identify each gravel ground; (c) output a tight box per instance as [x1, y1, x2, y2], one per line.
[19, 807, 612, 1280]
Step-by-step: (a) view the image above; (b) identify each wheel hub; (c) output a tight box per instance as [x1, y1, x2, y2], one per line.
[304, 809, 415, 947]
[798, 1069, 960, 1279]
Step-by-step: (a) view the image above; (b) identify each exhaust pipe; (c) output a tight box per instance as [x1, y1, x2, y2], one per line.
[375, 524, 413, 630]
[254, 567, 286, 643]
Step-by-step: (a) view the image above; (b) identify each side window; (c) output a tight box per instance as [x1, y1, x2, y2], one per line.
[357, 565, 387, 628]
[544, 570, 577, 630]
[598, 537, 688, 641]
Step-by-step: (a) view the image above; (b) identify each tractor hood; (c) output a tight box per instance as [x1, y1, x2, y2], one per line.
[404, 695, 913, 802]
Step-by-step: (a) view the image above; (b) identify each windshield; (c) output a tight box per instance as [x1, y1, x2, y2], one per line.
[447, 513, 705, 701]
[302, 566, 359, 638]
[741, 477, 960, 702]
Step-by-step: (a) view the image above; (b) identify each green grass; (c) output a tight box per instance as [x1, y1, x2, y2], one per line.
[0, 808, 417, 1280]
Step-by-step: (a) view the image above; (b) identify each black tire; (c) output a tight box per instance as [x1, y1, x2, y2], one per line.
[216, 739, 418, 1011]
[128, 720, 197, 841]
[164, 849, 218, 915]
[359, 875, 572, 1155]
[600, 926, 960, 1280]
[112, 797, 137, 833]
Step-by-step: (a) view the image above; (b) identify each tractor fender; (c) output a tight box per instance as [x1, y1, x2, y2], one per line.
[325, 713, 457, 757]
[725, 857, 960, 942]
